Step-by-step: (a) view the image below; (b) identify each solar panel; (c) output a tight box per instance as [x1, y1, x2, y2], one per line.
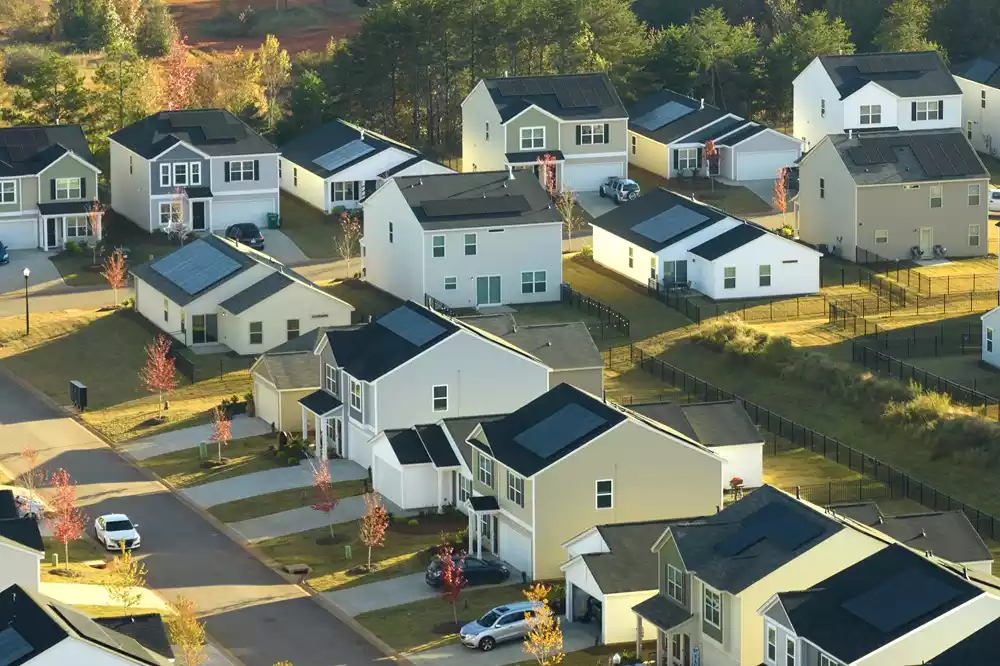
[857, 56, 921, 75]
[421, 196, 531, 218]
[313, 140, 376, 172]
[715, 502, 824, 557]
[150, 240, 243, 295]
[962, 58, 1000, 84]
[0, 628, 33, 666]
[514, 403, 608, 458]
[377, 306, 447, 347]
[633, 102, 696, 131]
[842, 568, 963, 633]
[631, 205, 709, 243]
[203, 121, 244, 141]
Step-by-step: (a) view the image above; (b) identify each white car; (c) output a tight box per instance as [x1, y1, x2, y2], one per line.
[990, 186, 1000, 213]
[95, 513, 141, 551]
[14, 495, 45, 520]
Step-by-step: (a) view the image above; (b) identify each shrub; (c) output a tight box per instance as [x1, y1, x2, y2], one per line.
[136, 0, 178, 58]
[932, 416, 1000, 461]
[284, 456, 300, 466]
[407, 518, 419, 527]
[578, 244, 593, 259]
[883, 390, 952, 428]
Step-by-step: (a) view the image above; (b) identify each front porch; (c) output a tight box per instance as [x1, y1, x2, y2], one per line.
[298, 390, 344, 461]
[37, 201, 103, 251]
[467, 495, 500, 560]
[633, 595, 697, 666]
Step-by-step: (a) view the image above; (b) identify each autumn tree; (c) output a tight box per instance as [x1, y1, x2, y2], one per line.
[438, 546, 466, 627]
[167, 596, 206, 666]
[334, 213, 362, 277]
[17, 448, 45, 504]
[358, 493, 389, 570]
[522, 583, 564, 666]
[536, 154, 558, 196]
[87, 201, 103, 265]
[258, 34, 291, 130]
[49, 468, 87, 572]
[704, 140, 719, 191]
[93, 37, 154, 135]
[210, 406, 231, 462]
[139, 334, 179, 421]
[102, 248, 128, 306]
[773, 167, 789, 232]
[309, 460, 339, 541]
[160, 35, 197, 111]
[104, 542, 148, 615]
[554, 190, 584, 252]
[191, 47, 264, 117]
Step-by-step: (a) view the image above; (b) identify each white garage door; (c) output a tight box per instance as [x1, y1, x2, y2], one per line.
[253, 378, 280, 430]
[497, 521, 533, 576]
[563, 161, 623, 193]
[212, 198, 274, 229]
[373, 455, 403, 508]
[735, 150, 799, 181]
[0, 218, 37, 249]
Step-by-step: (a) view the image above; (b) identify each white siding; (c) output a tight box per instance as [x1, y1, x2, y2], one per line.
[280, 159, 327, 212]
[712, 443, 764, 489]
[981, 307, 1000, 369]
[134, 277, 185, 343]
[461, 81, 507, 173]
[110, 142, 152, 230]
[892, 95, 963, 133]
[362, 182, 426, 303]
[212, 195, 277, 230]
[843, 83, 901, 132]
[0, 542, 41, 592]
[253, 377, 281, 431]
[604, 592, 658, 645]
[497, 518, 533, 575]
[30, 636, 140, 666]
[793, 58, 848, 150]
[0, 217, 39, 249]
[957, 76, 1000, 154]
[370, 436, 441, 509]
[591, 225, 658, 286]
[564, 529, 609, 559]
[694, 233, 820, 300]
[348, 421, 377, 471]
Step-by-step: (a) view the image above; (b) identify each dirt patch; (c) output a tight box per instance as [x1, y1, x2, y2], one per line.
[431, 621, 469, 636]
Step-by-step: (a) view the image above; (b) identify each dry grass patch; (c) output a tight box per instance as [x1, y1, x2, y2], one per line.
[912, 257, 998, 278]
[208, 479, 367, 523]
[71, 605, 165, 618]
[41, 536, 112, 583]
[141, 435, 280, 488]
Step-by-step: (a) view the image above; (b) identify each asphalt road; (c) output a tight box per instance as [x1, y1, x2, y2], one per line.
[0, 372, 386, 666]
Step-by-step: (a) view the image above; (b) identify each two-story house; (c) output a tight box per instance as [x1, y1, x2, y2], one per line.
[793, 51, 962, 151]
[796, 128, 989, 261]
[361, 171, 562, 309]
[925, 615, 1000, 664]
[952, 54, 1000, 156]
[759, 544, 1000, 666]
[0, 124, 102, 251]
[110, 109, 279, 235]
[0, 490, 44, 593]
[461, 73, 628, 192]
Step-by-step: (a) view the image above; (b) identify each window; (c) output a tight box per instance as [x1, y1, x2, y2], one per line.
[163, 298, 169, 322]
[432, 235, 445, 258]
[520, 127, 544, 150]
[785, 638, 796, 666]
[930, 185, 943, 208]
[172, 162, 187, 186]
[650, 255, 657, 280]
[464, 233, 477, 256]
[915, 100, 941, 121]
[158, 201, 182, 226]
[970, 224, 981, 247]
[191, 314, 217, 344]
[389, 221, 394, 243]
[860, 104, 881, 124]
[478, 454, 494, 487]
[129, 155, 133, 175]
[724, 266, 736, 290]
[677, 147, 698, 171]
[229, 160, 255, 182]
[159, 163, 170, 187]
[485, 121, 490, 142]
[66, 216, 89, 238]
[596, 479, 613, 509]
[631, 135, 636, 155]
[752, 264, 770, 288]
[819, 178, 825, 199]
[459, 475, 472, 503]
[190, 162, 201, 186]
[820, 99, 826, 118]
[987, 327, 993, 353]
[325, 364, 337, 392]
[982, 90, 988, 109]
[432, 385, 448, 411]
[444, 276, 457, 290]
[628, 246, 634, 268]
[766, 624, 777, 663]
[350, 378, 362, 411]
[704, 587, 722, 628]
[969, 183, 981, 206]
[580, 123, 606, 145]
[521, 270, 546, 294]
[286, 319, 300, 341]
[480, 513, 492, 539]
[968, 120, 974, 141]
[0, 180, 16, 204]
[818, 655, 836, 666]
[55, 177, 81, 200]
[507, 471, 524, 507]
[332, 181, 356, 202]
[249, 321, 262, 345]
[278, 160, 282, 177]
[293, 167, 298, 187]
[874, 230, 888, 245]
[666, 565, 683, 602]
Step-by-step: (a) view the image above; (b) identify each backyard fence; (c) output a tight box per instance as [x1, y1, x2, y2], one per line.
[830, 305, 983, 356]
[603, 343, 1000, 540]
[856, 246, 996, 296]
[561, 283, 630, 338]
[424, 293, 457, 318]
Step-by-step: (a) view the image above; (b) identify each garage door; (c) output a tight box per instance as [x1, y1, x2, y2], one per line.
[563, 161, 623, 193]
[735, 150, 799, 181]
[373, 455, 403, 508]
[253, 378, 280, 430]
[0, 218, 37, 249]
[212, 198, 274, 229]
[497, 520, 533, 576]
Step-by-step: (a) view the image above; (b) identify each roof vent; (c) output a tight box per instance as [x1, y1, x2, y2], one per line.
[507, 164, 515, 180]
[545, 340, 552, 346]
[877, 516, 883, 524]
[699, 98, 704, 109]
[921, 528, 927, 539]
[360, 128, 366, 141]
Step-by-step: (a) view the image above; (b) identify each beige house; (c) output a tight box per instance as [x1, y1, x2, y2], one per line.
[796, 128, 990, 261]
[250, 328, 326, 432]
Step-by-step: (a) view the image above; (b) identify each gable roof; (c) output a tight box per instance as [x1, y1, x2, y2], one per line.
[93, 614, 174, 661]
[0, 517, 44, 553]
[589, 188, 729, 253]
[925, 615, 1000, 664]
[776, 544, 981, 664]
[582, 519, 699, 594]
[716, 123, 767, 147]
[279, 119, 421, 179]
[628, 90, 729, 145]
[816, 51, 961, 99]
[110, 109, 275, 159]
[0, 490, 20, 520]
[628, 401, 763, 447]
[827, 128, 988, 185]
[442, 415, 506, 472]
[0, 125, 97, 178]
[689, 223, 766, 260]
[669, 485, 841, 593]
[481, 73, 627, 123]
[392, 171, 561, 230]
[383, 424, 461, 468]
[219, 271, 293, 314]
[952, 54, 1000, 87]
[458, 315, 602, 370]
[253, 350, 320, 391]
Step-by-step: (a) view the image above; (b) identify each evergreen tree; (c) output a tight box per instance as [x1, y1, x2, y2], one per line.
[92, 41, 153, 135]
[875, 0, 943, 56]
[136, 0, 177, 57]
[3, 51, 88, 125]
[278, 69, 329, 141]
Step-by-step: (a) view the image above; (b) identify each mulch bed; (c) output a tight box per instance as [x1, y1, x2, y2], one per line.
[431, 620, 471, 636]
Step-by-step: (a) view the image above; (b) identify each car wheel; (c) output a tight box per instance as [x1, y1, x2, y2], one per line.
[628, 191, 638, 201]
[479, 637, 496, 652]
[599, 188, 605, 198]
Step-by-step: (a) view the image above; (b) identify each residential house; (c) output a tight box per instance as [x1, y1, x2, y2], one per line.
[250, 328, 325, 432]
[0, 124, 102, 251]
[461, 382, 724, 580]
[952, 54, 1000, 156]
[632, 485, 887, 666]
[279, 119, 453, 213]
[981, 304, 1000, 369]
[131, 234, 352, 354]
[93, 615, 174, 663]
[461, 73, 628, 192]
[629, 90, 802, 182]
[0, 490, 44, 593]
[110, 109, 279, 235]
[361, 171, 562, 309]
[758, 544, 1000, 666]
[793, 51, 962, 151]
[796, 128, 989, 261]
[925, 615, 1000, 664]
[591, 188, 820, 299]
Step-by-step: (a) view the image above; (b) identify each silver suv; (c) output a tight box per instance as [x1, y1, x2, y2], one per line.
[459, 601, 542, 651]
[600, 177, 641, 204]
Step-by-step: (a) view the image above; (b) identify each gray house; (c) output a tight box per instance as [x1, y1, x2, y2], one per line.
[109, 109, 279, 235]
[796, 128, 990, 261]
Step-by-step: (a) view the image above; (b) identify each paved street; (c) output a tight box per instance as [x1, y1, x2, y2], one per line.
[0, 372, 386, 666]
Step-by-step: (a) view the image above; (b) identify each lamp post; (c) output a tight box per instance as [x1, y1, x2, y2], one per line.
[22, 267, 30, 335]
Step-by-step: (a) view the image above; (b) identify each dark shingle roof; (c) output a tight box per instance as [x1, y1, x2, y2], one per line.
[458, 315, 602, 370]
[280, 119, 421, 179]
[219, 272, 293, 314]
[952, 55, 1000, 87]
[925, 616, 1000, 664]
[94, 614, 174, 661]
[828, 128, 989, 185]
[415, 425, 460, 467]
[385, 428, 432, 465]
[876, 511, 992, 564]
[629, 401, 763, 448]
[482, 73, 627, 123]
[680, 117, 749, 146]
[0, 125, 97, 178]
[829, 502, 885, 527]
[817, 51, 961, 99]
[443, 415, 507, 471]
[589, 188, 729, 253]
[110, 109, 276, 158]
[581, 519, 697, 594]
[253, 351, 320, 390]
[37, 201, 96, 216]
[130, 235, 257, 306]
[468, 496, 500, 511]
[393, 172, 561, 230]
[632, 595, 693, 633]
[689, 223, 766, 260]
[0, 517, 44, 552]
[628, 90, 729, 145]
[298, 389, 342, 416]
[379, 155, 448, 179]
[777, 544, 980, 664]
[716, 124, 767, 147]
[0, 490, 19, 520]
[505, 150, 565, 164]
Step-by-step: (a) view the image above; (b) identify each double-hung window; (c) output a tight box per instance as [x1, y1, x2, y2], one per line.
[159, 201, 182, 226]
[478, 455, 494, 487]
[724, 266, 736, 289]
[596, 479, 613, 509]
[388, 222, 394, 243]
[55, 178, 81, 200]
[459, 475, 472, 503]
[293, 167, 298, 186]
[189, 162, 201, 186]
[987, 327, 994, 353]
[970, 224, 981, 247]
[580, 124, 606, 145]
[666, 565, 683, 602]
[677, 147, 698, 171]
[350, 379, 362, 412]
[160, 163, 171, 187]
[249, 321, 262, 345]
[432, 235, 445, 258]
[464, 233, 477, 256]
[759, 264, 771, 287]
[766, 624, 777, 664]
[785, 638, 796, 666]
[969, 183, 981, 206]
[286, 319, 300, 340]
[325, 364, 338, 393]
[860, 104, 881, 124]
[173, 162, 188, 186]
[915, 100, 941, 121]
[332, 181, 356, 202]
[0, 180, 16, 204]
[229, 160, 255, 182]
[432, 385, 448, 411]
[66, 216, 89, 238]
[507, 471, 524, 507]
[521, 270, 546, 294]
[520, 127, 544, 150]
[930, 185, 943, 208]
[485, 121, 490, 142]
[704, 587, 722, 629]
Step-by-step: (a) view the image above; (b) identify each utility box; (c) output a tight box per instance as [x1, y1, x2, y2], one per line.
[70, 380, 87, 411]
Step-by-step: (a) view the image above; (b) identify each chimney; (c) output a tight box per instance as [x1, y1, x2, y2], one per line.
[699, 98, 705, 109]
[507, 164, 515, 180]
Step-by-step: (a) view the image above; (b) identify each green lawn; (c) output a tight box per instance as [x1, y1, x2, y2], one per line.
[513, 643, 655, 666]
[278, 192, 345, 260]
[208, 479, 367, 523]
[141, 435, 281, 488]
[628, 166, 773, 217]
[322, 278, 403, 323]
[41, 536, 112, 583]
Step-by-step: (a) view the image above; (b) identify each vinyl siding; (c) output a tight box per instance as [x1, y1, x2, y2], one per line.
[279, 158, 326, 212]
[560, 119, 628, 156]
[956, 76, 1000, 155]
[110, 142, 151, 229]
[462, 82, 507, 173]
[629, 131, 669, 177]
[549, 367, 603, 396]
[39, 154, 96, 204]
[0, 543, 40, 593]
[210, 154, 279, 194]
[469, 450, 534, 528]
[0, 177, 35, 214]
[150, 144, 210, 195]
[505, 108, 561, 156]
[361, 182, 425, 303]
[796, 139, 858, 258]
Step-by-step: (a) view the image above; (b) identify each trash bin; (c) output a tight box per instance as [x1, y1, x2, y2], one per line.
[267, 213, 281, 229]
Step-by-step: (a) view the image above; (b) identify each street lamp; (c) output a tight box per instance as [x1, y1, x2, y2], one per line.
[22, 267, 30, 335]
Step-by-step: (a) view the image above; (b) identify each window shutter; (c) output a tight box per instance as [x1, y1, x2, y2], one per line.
[576, 125, 581, 145]
[50, 179, 56, 199]
[364, 180, 377, 200]
[354, 181, 360, 199]
[224, 162, 231, 182]
[253, 160, 260, 181]
[938, 100, 944, 118]
[603, 123, 609, 144]
[80, 178, 86, 199]
[697, 148, 704, 169]
[672, 150, 679, 171]
[911, 102, 917, 121]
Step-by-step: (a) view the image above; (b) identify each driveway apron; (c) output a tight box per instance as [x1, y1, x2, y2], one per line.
[121, 415, 269, 461]
[182, 459, 367, 508]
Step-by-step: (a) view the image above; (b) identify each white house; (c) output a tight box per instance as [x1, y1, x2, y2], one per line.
[628, 90, 802, 182]
[131, 234, 353, 354]
[793, 51, 963, 151]
[279, 119, 453, 213]
[110, 109, 280, 234]
[952, 55, 1000, 156]
[590, 188, 820, 300]
[982, 296, 1000, 369]
[361, 171, 563, 309]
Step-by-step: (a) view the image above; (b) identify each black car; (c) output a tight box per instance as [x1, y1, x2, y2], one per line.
[225, 223, 265, 250]
[425, 556, 510, 587]
[0, 241, 8, 265]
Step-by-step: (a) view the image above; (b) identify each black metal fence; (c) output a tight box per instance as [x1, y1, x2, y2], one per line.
[561, 283, 630, 337]
[856, 246, 996, 295]
[424, 293, 457, 317]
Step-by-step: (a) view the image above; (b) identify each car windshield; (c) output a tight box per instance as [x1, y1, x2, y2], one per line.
[105, 520, 133, 532]
[478, 609, 504, 626]
[242, 224, 261, 235]
[622, 183, 639, 191]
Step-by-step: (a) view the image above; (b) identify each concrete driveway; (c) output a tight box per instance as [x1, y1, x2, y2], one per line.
[326, 572, 441, 617]
[576, 192, 617, 219]
[0, 250, 62, 295]
[406, 622, 599, 665]
[739, 178, 779, 209]
[120, 415, 269, 461]
[261, 229, 308, 265]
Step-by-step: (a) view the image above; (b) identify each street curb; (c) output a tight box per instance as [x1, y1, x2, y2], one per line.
[0, 366, 410, 665]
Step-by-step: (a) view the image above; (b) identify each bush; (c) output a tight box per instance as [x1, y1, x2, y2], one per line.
[578, 244, 593, 259]
[933, 416, 1000, 461]
[284, 456, 300, 466]
[121, 297, 135, 309]
[2, 44, 57, 86]
[64, 241, 81, 255]
[136, 0, 177, 57]
[407, 518, 419, 527]
[883, 390, 952, 428]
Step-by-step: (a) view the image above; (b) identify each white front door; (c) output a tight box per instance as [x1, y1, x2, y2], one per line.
[919, 227, 933, 255]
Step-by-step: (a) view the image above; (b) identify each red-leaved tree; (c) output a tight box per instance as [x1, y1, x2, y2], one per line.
[438, 546, 467, 626]
[139, 334, 179, 421]
[161, 35, 197, 111]
[49, 468, 87, 571]
[359, 493, 389, 571]
[334, 212, 362, 277]
[310, 460, 339, 541]
[704, 140, 720, 189]
[87, 199, 103, 266]
[101, 248, 128, 307]
[536, 154, 558, 195]
[210, 406, 231, 462]
[773, 167, 789, 233]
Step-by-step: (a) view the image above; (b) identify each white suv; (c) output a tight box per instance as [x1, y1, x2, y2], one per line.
[990, 186, 1000, 213]
[600, 177, 641, 204]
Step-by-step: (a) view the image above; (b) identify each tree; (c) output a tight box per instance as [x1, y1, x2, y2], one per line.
[86, 201, 103, 266]
[104, 542, 148, 615]
[704, 140, 720, 191]
[0, 0, 53, 41]
[875, 0, 942, 56]
[358, 493, 389, 570]
[554, 189, 584, 252]
[160, 35, 197, 111]
[309, 460, 339, 541]
[334, 212, 362, 277]
[101, 248, 128, 306]
[278, 69, 329, 140]
[536, 154, 558, 195]
[522, 583, 564, 666]
[191, 47, 265, 117]
[773, 167, 789, 231]
[2, 51, 88, 126]
[683, 8, 760, 112]
[49, 468, 87, 572]
[210, 406, 231, 462]
[258, 35, 291, 131]
[136, 0, 177, 58]
[93, 40, 154, 135]
[167, 596, 206, 666]
[139, 334, 179, 421]
[164, 188, 189, 244]
[438, 546, 466, 627]
[17, 448, 45, 504]
[52, 0, 102, 50]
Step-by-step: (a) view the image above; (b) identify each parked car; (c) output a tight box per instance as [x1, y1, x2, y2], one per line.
[599, 177, 641, 204]
[459, 601, 542, 651]
[0, 241, 8, 265]
[225, 223, 265, 250]
[425, 556, 510, 587]
[95, 513, 141, 551]
[14, 495, 44, 520]
[990, 186, 1000, 213]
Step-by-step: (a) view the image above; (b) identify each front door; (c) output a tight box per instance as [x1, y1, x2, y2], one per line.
[192, 201, 206, 231]
[476, 276, 502, 306]
[46, 218, 58, 249]
[326, 417, 342, 457]
[670, 633, 691, 666]
[919, 227, 933, 256]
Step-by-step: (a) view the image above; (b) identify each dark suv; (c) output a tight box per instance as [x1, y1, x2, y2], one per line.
[225, 223, 265, 250]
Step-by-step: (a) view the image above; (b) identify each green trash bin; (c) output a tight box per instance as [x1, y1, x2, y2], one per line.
[267, 213, 281, 229]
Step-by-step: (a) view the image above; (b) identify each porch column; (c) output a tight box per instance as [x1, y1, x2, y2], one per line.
[655, 630, 663, 666]
[565, 586, 573, 622]
[467, 508, 475, 555]
[635, 615, 643, 662]
[477, 515, 483, 559]
[436, 470, 443, 514]
[313, 413, 322, 457]
[320, 415, 328, 459]
[300, 406, 307, 438]
[61, 217, 67, 248]
[94, 214, 104, 242]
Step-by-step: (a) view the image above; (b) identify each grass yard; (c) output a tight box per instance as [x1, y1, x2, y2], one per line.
[902, 354, 1000, 397]
[912, 257, 998, 278]
[141, 435, 280, 488]
[41, 536, 112, 584]
[763, 448, 865, 488]
[321, 278, 402, 323]
[603, 361, 687, 405]
[278, 192, 345, 260]
[207, 479, 367, 523]
[628, 166, 773, 217]
[513, 644, 655, 666]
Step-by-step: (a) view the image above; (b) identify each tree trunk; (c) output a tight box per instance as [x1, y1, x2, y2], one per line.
[328, 514, 335, 540]
[367, 544, 373, 569]
[65, 541, 70, 570]
[452, 600, 458, 626]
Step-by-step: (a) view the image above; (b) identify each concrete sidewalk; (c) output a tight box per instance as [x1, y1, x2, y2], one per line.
[182, 459, 367, 508]
[325, 572, 439, 617]
[121, 416, 269, 461]
[39, 581, 170, 610]
[230, 493, 411, 543]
